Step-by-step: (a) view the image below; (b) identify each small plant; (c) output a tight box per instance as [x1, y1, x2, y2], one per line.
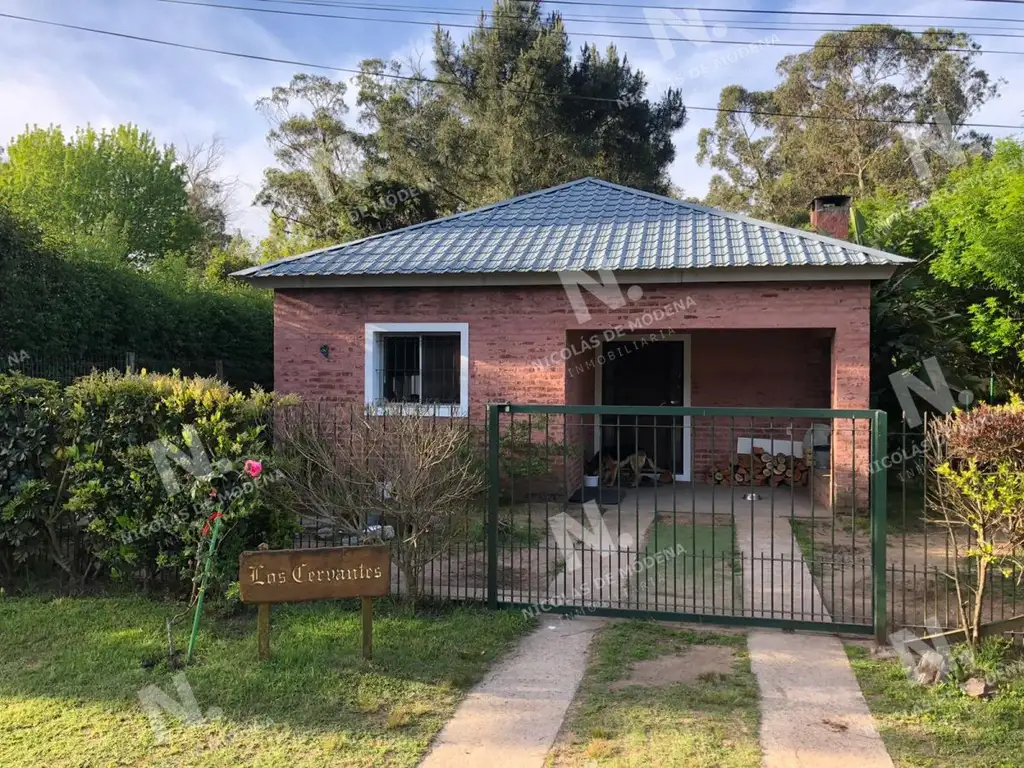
[927, 395, 1024, 644]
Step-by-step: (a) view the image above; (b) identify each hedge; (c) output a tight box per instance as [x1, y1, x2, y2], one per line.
[0, 205, 273, 390]
[0, 371, 296, 594]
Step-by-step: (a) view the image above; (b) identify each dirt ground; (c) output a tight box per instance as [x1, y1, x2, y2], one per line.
[609, 645, 738, 690]
[795, 518, 1024, 630]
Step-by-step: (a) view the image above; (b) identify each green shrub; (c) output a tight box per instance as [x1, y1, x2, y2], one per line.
[0, 370, 298, 594]
[0, 374, 63, 581]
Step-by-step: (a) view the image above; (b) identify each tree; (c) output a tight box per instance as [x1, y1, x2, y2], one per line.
[204, 234, 257, 283]
[356, 0, 686, 209]
[256, 214, 332, 264]
[182, 137, 236, 259]
[0, 124, 203, 262]
[849, 195, 979, 410]
[697, 25, 999, 222]
[256, 74, 362, 243]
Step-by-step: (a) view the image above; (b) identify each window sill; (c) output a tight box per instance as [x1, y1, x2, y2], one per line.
[371, 403, 466, 418]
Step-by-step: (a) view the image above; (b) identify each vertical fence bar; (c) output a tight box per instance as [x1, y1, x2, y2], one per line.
[486, 404, 501, 609]
[871, 410, 889, 644]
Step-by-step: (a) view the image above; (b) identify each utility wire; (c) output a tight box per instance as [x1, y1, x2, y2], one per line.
[254, 0, 1024, 26]
[3, 11, 1020, 130]
[160, 0, 1024, 38]
[147, 0, 1022, 54]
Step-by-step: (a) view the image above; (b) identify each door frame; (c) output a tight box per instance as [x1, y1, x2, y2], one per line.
[592, 334, 692, 481]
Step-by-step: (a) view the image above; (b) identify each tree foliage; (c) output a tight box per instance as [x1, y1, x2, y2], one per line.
[0, 124, 204, 262]
[928, 140, 1024, 370]
[697, 25, 999, 222]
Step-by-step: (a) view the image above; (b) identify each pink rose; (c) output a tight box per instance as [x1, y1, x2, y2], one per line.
[244, 459, 263, 479]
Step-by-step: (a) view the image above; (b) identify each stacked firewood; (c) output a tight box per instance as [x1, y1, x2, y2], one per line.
[704, 447, 814, 487]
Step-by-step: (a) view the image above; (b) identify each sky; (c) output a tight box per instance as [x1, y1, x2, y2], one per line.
[0, 0, 1021, 238]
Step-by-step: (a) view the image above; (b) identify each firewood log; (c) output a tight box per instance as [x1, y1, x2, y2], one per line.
[760, 452, 773, 464]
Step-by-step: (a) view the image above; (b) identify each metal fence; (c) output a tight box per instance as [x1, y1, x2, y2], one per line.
[284, 403, 1022, 641]
[12, 399, 1020, 643]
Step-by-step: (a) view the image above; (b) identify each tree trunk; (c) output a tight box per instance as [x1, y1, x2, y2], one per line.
[971, 557, 989, 646]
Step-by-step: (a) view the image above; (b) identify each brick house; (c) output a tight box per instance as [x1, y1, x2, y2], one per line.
[236, 178, 909, 506]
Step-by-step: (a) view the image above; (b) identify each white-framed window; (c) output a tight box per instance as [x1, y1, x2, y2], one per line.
[364, 323, 470, 417]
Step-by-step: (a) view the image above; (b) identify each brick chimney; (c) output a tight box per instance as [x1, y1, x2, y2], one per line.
[808, 195, 852, 240]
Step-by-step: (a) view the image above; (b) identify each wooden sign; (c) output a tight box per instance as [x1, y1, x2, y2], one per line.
[239, 544, 390, 660]
[239, 544, 390, 603]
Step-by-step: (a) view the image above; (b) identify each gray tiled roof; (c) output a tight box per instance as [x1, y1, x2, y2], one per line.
[235, 178, 912, 280]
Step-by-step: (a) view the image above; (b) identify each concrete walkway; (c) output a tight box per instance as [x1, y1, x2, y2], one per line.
[750, 631, 894, 768]
[735, 509, 893, 767]
[419, 617, 605, 768]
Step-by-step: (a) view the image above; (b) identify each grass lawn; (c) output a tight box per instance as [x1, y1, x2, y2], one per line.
[645, 522, 734, 574]
[548, 620, 761, 767]
[0, 596, 531, 767]
[847, 644, 1024, 767]
[638, 523, 738, 610]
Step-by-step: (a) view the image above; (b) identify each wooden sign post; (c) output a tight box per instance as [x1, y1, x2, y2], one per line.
[239, 543, 390, 660]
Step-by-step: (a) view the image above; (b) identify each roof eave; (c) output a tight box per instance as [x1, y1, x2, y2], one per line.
[237, 263, 904, 290]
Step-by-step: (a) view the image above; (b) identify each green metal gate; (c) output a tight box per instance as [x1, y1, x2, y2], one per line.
[485, 404, 888, 641]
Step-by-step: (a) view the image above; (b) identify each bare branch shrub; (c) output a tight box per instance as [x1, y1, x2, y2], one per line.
[275, 403, 484, 600]
[926, 395, 1024, 643]
[273, 402, 368, 536]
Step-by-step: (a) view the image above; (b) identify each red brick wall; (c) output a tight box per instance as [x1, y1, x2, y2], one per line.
[689, 330, 831, 480]
[273, 280, 872, 504]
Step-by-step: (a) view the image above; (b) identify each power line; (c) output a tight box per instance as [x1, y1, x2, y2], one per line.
[147, 0, 1024, 55]
[1, 10, 1020, 131]
[167, 0, 1024, 39]
[258, 0, 1024, 26]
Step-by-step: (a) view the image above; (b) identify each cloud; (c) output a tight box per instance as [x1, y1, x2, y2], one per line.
[0, 0, 306, 238]
[1, 0, 1020, 241]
